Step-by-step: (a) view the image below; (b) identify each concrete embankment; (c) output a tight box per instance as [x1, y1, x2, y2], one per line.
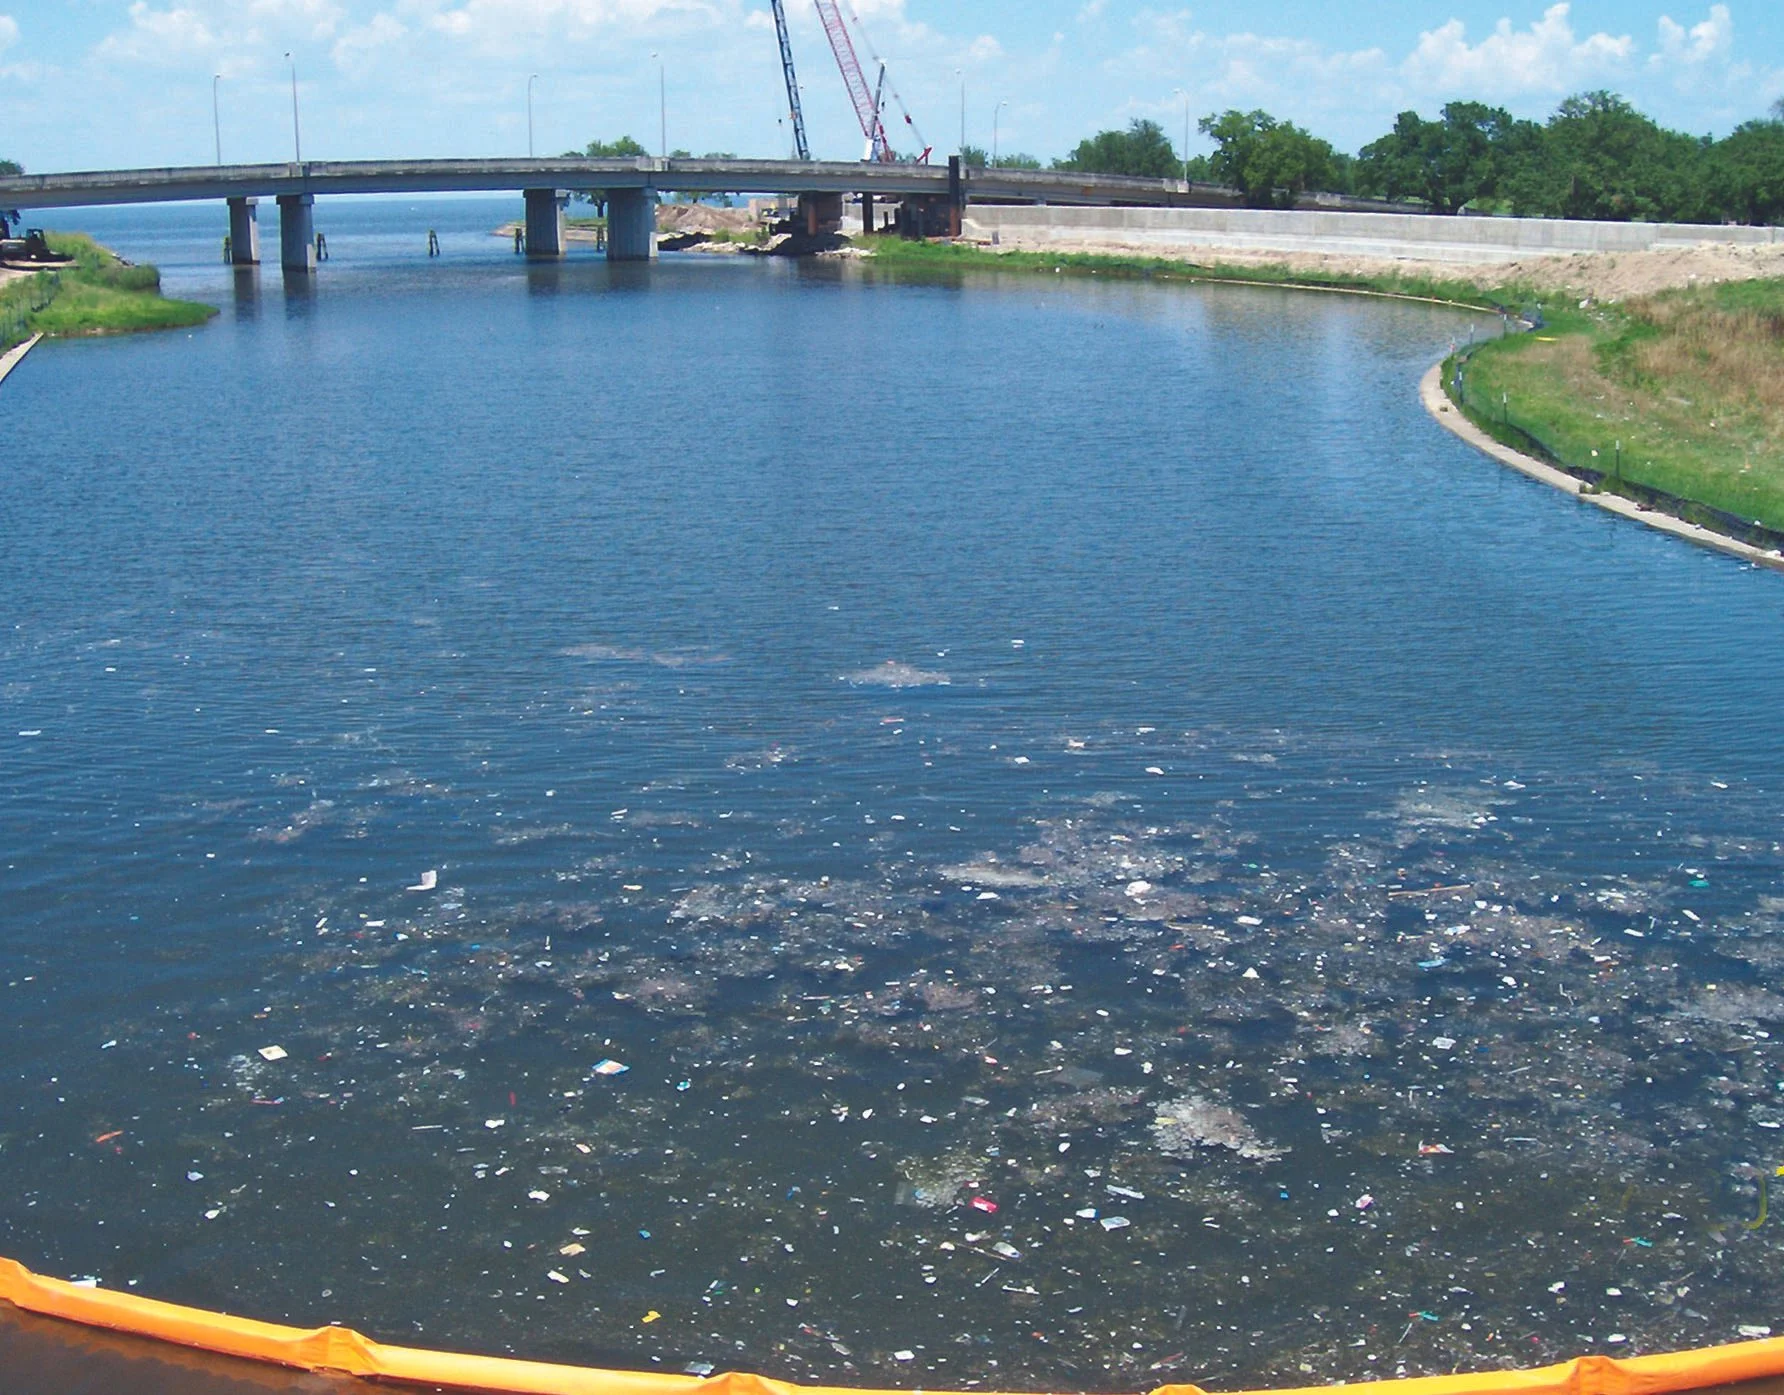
[964, 205, 1781, 267]
[1419, 362, 1784, 572]
[0, 333, 39, 388]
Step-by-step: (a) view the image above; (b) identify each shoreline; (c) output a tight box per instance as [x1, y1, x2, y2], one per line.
[1418, 362, 1784, 573]
[0, 332, 39, 387]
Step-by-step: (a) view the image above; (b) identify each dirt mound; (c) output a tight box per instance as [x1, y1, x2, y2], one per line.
[655, 204, 757, 235]
[969, 233, 1784, 302]
[1479, 241, 1784, 299]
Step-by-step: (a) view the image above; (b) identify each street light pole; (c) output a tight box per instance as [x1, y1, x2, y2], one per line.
[652, 53, 666, 157]
[212, 74, 222, 166]
[527, 73, 537, 158]
[956, 69, 964, 157]
[992, 99, 1007, 167]
[285, 53, 302, 164]
[1174, 87, 1190, 185]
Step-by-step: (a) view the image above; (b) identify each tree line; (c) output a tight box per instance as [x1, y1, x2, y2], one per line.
[1027, 93, 1784, 224]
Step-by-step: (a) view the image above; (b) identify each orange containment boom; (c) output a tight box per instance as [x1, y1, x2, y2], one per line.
[3, 1252, 1784, 1395]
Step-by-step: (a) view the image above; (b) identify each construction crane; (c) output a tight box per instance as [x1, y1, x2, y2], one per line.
[813, 0, 895, 161]
[768, 0, 811, 161]
[770, 1, 930, 164]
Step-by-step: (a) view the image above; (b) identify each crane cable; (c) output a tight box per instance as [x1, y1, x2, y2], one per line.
[842, 5, 932, 162]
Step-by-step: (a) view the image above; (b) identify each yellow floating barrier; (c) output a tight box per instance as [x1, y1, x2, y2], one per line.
[3, 1252, 1783, 1395]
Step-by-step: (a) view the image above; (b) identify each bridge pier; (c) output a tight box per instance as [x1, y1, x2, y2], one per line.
[798, 192, 843, 238]
[227, 197, 259, 265]
[606, 188, 656, 261]
[523, 187, 567, 258]
[277, 193, 316, 273]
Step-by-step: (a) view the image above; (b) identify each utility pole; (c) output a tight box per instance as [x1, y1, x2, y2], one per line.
[212, 74, 222, 165]
[992, 99, 1007, 168]
[527, 74, 537, 158]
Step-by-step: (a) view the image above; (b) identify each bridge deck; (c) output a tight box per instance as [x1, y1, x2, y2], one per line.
[0, 157, 1222, 211]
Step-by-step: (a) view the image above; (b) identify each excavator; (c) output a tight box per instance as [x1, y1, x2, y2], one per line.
[0, 210, 63, 266]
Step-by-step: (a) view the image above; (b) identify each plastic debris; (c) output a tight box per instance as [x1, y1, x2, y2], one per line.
[407, 870, 438, 892]
[256, 1045, 287, 1062]
[593, 1059, 629, 1076]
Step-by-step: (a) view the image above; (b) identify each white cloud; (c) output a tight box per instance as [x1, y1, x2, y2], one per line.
[95, 2, 220, 65]
[1400, 4, 1633, 98]
[0, 14, 17, 54]
[414, 0, 727, 50]
[1653, 4, 1732, 67]
[1118, 11, 1391, 113]
[332, 11, 405, 69]
[1077, 0, 1108, 21]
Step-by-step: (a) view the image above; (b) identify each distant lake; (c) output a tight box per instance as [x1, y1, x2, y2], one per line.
[3, 197, 1781, 1390]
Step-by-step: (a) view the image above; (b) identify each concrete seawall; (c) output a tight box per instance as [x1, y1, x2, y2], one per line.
[962, 206, 1782, 265]
[0, 334, 39, 389]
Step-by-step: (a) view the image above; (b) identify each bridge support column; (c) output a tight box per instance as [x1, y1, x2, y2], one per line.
[227, 197, 259, 265]
[797, 192, 843, 238]
[523, 187, 566, 258]
[606, 188, 657, 261]
[277, 193, 316, 273]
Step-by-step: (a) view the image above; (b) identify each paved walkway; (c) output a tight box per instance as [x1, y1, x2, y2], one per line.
[1419, 363, 1784, 573]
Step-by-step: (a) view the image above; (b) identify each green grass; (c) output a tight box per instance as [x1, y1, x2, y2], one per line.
[1, 231, 216, 351]
[853, 234, 1522, 313]
[1450, 281, 1784, 534]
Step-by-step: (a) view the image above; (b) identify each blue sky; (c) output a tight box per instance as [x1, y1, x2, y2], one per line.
[2, 1, 1778, 172]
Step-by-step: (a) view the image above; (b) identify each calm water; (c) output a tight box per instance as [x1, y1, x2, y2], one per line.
[2, 198, 1782, 1390]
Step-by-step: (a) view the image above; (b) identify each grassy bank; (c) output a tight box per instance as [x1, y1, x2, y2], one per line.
[1, 232, 215, 351]
[1447, 279, 1784, 535]
[854, 234, 1518, 312]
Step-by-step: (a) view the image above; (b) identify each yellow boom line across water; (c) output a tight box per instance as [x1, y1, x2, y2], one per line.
[2, 1253, 1783, 1395]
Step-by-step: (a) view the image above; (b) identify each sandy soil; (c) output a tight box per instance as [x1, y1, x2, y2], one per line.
[966, 235, 1784, 300]
[655, 204, 758, 235]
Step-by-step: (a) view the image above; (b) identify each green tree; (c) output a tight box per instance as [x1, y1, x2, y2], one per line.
[0, 159, 20, 177]
[563, 138, 649, 213]
[1356, 102, 1529, 213]
[570, 137, 649, 159]
[1712, 114, 1784, 224]
[1503, 91, 1710, 221]
[1197, 109, 1338, 207]
[1055, 119, 1180, 178]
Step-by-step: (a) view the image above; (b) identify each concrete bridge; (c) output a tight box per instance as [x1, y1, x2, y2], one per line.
[0, 157, 1229, 270]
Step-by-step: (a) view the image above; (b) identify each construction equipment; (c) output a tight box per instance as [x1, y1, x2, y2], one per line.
[768, 0, 811, 161]
[0, 227, 61, 265]
[836, 5, 931, 163]
[770, 1, 930, 164]
[813, 0, 894, 161]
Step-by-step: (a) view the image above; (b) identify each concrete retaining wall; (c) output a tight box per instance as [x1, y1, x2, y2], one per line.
[960, 205, 1782, 264]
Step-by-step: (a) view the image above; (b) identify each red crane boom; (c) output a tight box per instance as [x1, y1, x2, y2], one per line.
[813, 0, 895, 160]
